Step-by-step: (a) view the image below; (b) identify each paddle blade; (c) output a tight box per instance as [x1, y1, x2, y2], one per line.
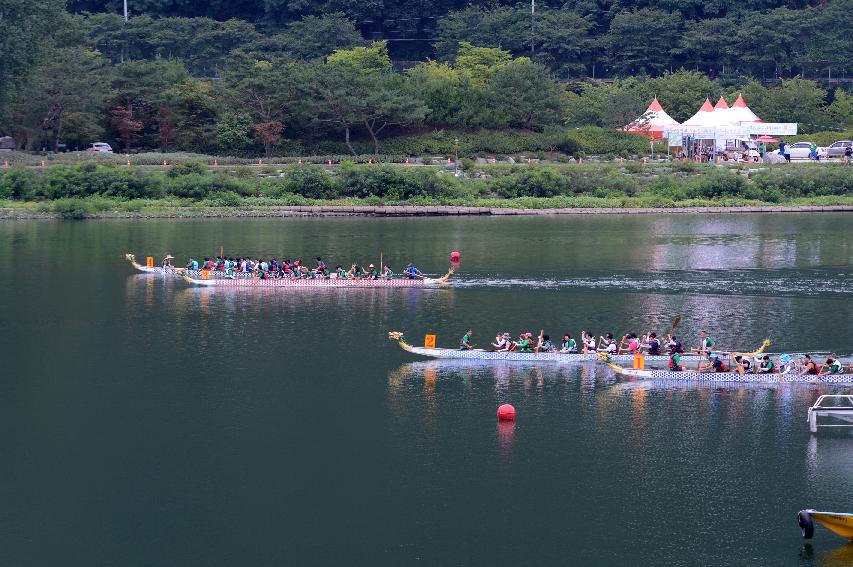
[669, 316, 682, 334]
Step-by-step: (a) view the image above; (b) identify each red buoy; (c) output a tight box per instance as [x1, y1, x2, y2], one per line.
[497, 404, 516, 421]
[450, 250, 461, 262]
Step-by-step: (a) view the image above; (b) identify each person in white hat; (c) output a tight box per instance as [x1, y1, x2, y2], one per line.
[161, 254, 174, 269]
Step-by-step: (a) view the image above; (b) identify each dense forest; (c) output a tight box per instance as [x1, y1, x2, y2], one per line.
[0, 0, 850, 156]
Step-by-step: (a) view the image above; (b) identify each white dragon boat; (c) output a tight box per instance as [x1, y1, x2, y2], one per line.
[388, 332, 709, 364]
[127, 253, 452, 287]
[606, 362, 853, 384]
[181, 269, 452, 288]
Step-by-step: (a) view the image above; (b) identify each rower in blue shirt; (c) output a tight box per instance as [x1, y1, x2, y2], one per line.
[405, 263, 423, 279]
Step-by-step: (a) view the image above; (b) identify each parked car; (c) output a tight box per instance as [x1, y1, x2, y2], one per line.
[773, 141, 826, 160]
[87, 142, 113, 153]
[825, 140, 852, 158]
[0, 136, 14, 151]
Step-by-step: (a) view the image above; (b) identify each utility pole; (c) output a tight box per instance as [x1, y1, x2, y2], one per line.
[530, 0, 535, 57]
[124, 0, 128, 22]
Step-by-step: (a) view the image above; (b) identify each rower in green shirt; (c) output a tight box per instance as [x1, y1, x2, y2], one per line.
[459, 329, 473, 350]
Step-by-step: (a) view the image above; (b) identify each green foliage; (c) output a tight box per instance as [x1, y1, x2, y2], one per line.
[0, 167, 43, 200]
[52, 198, 90, 219]
[281, 165, 334, 199]
[327, 41, 391, 74]
[274, 13, 364, 60]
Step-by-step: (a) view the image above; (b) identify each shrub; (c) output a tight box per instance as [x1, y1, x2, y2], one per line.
[166, 161, 208, 178]
[281, 165, 334, 199]
[0, 167, 42, 200]
[693, 172, 747, 198]
[205, 191, 243, 207]
[52, 198, 90, 219]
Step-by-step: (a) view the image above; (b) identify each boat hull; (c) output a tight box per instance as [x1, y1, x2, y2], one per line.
[182, 275, 446, 288]
[609, 364, 853, 384]
[403, 346, 705, 364]
[803, 510, 853, 540]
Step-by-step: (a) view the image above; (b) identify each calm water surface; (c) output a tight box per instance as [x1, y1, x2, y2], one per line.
[1, 214, 852, 566]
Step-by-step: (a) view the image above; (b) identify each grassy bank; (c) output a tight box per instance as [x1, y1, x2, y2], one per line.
[1, 161, 851, 219]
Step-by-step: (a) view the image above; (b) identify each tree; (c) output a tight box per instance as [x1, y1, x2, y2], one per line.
[215, 112, 253, 152]
[827, 89, 853, 131]
[564, 80, 645, 128]
[641, 70, 720, 122]
[486, 60, 565, 130]
[14, 47, 111, 151]
[309, 43, 427, 154]
[111, 106, 144, 150]
[274, 13, 364, 59]
[326, 41, 391, 73]
[0, 0, 66, 114]
[454, 43, 515, 83]
[603, 9, 684, 76]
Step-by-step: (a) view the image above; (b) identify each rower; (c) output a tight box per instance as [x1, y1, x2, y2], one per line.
[560, 334, 577, 353]
[315, 257, 326, 274]
[459, 329, 473, 350]
[733, 355, 752, 373]
[698, 330, 715, 354]
[666, 334, 684, 354]
[366, 264, 379, 279]
[801, 354, 818, 375]
[622, 333, 640, 353]
[757, 355, 775, 373]
[162, 254, 174, 268]
[335, 265, 348, 279]
[492, 333, 510, 351]
[405, 263, 423, 279]
[186, 257, 199, 270]
[382, 264, 393, 279]
[597, 333, 617, 354]
[583, 332, 596, 354]
[536, 331, 554, 353]
[820, 356, 843, 375]
[515, 332, 534, 353]
[645, 332, 661, 355]
[668, 351, 684, 372]
[699, 353, 727, 372]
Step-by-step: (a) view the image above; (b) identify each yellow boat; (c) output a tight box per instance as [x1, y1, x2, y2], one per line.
[798, 510, 853, 540]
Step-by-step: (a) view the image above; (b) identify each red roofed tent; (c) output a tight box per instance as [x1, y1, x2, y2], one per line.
[623, 97, 680, 139]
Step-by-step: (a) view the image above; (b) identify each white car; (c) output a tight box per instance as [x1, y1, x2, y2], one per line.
[87, 142, 114, 153]
[777, 141, 825, 160]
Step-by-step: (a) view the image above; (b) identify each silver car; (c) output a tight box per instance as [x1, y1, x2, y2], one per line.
[825, 140, 852, 158]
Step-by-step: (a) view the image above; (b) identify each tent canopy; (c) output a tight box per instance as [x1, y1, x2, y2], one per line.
[682, 98, 716, 126]
[623, 97, 679, 138]
[727, 94, 761, 122]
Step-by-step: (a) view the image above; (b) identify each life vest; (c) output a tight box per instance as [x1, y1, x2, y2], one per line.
[828, 359, 842, 373]
[648, 339, 660, 355]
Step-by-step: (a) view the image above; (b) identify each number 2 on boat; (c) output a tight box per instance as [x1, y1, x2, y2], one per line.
[424, 334, 436, 349]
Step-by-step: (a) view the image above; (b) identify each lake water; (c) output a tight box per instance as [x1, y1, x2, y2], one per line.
[1, 214, 852, 566]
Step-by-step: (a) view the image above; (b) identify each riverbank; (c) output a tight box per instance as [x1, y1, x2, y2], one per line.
[2, 201, 851, 220]
[2, 160, 851, 218]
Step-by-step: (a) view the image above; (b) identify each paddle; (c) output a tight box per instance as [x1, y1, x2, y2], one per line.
[668, 315, 682, 336]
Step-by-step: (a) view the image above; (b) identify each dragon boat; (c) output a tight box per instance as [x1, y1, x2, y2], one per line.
[798, 510, 853, 540]
[387, 332, 710, 364]
[606, 363, 853, 385]
[181, 269, 453, 288]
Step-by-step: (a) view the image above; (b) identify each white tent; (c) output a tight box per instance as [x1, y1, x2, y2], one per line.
[682, 98, 717, 126]
[727, 94, 762, 123]
[711, 96, 732, 126]
[624, 98, 680, 138]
